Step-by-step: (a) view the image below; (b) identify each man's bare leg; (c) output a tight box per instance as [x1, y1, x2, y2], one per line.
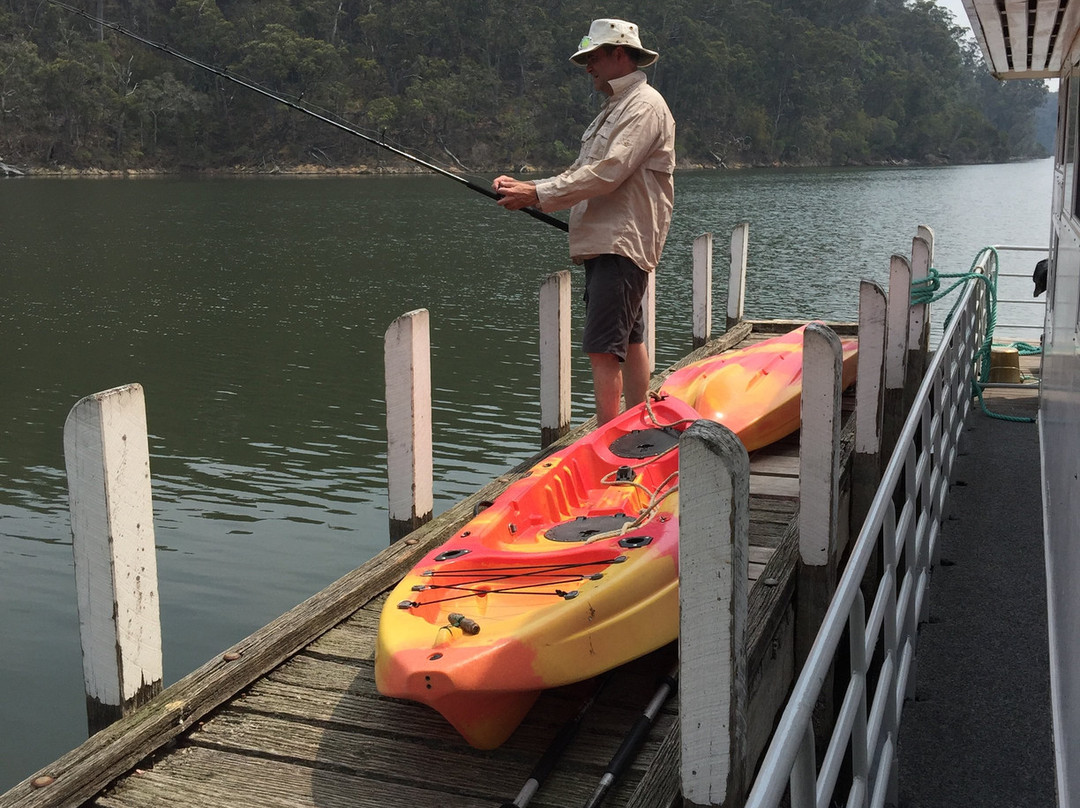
[589, 352, 623, 425]
[623, 341, 650, 408]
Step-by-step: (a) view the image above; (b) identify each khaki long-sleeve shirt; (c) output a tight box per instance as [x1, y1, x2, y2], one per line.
[534, 71, 675, 272]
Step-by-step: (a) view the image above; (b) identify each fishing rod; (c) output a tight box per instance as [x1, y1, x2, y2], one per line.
[47, 0, 569, 233]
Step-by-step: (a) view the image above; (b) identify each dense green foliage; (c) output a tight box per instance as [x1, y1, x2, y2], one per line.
[0, 0, 1050, 171]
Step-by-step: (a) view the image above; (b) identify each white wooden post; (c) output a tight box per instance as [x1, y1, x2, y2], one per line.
[904, 233, 933, 409]
[796, 324, 843, 666]
[385, 309, 433, 542]
[916, 224, 935, 258]
[679, 420, 749, 808]
[64, 383, 162, 735]
[727, 222, 749, 330]
[692, 232, 713, 348]
[854, 281, 888, 605]
[540, 270, 572, 448]
[643, 269, 657, 373]
[883, 255, 912, 458]
[853, 281, 887, 536]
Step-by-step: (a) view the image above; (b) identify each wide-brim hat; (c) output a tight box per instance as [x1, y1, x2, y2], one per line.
[570, 19, 659, 67]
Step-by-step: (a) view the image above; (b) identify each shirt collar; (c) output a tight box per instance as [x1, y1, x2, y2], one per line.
[607, 70, 646, 98]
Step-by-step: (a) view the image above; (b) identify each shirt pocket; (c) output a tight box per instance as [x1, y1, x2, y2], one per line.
[581, 115, 616, 162]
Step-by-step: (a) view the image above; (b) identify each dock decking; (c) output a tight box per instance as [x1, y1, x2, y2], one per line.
[897, 350, 1053, 807]
[3, 320, 858, 808]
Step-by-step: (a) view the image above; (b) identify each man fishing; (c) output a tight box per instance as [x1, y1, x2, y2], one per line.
[493, 19, 675, 426]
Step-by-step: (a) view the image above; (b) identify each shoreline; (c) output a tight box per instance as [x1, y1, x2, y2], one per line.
[2, 154, 1047, 179]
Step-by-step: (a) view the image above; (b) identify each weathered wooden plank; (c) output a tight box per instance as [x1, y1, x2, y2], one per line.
[747, 452, 800, 476]
[749, 497, 799, 517]
[749, 474, 799, 498]
[92, 745, 501, 808]
[242, 650, 677, 766]
[178, 677, 678, 808]
[188, 710, 531, 794]
[304, 619, 378, 661]
[749, 546, 775, 566]
[750, 503, 798, 524]
[747, 319, 859, 336]
[749, 525, 788, 546]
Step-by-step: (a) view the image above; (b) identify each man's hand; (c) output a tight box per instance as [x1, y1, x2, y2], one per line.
[492, 175, 540, 211]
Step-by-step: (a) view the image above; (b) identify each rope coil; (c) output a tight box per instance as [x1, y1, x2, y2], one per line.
[911, 247, 1037, 423]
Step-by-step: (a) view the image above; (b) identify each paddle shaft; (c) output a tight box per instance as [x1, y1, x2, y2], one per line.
[47, 0, 569, 234]
[501, 675, 610, 808]
[582, 666, 678, 808]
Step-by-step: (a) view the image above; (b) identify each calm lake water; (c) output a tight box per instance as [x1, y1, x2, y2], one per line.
[0, 159, 1052, 789]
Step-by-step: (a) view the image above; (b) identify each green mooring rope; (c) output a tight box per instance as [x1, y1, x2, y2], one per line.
[910, 246, 1037, 424]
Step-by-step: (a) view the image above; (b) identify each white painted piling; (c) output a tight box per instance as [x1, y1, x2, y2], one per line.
[905, 231, 933, 408]
[854, 281, 888, 601]
[727, 222, 749, 330]
[539, 270, 572, 448]
[679, 420, 749, 808]
[916, 224, 935, 265]
[63, 383, 162, 735]
[853, 281, 888, 534]
[693, 232, 714, 348]
[643, 269, 657, 373]
[384, 309, 434, 542]
[883, 254, 912, 456]
[796, 323, 844, 667]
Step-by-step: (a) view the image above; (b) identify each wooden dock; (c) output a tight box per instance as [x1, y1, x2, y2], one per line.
[2, 319, 860, 808]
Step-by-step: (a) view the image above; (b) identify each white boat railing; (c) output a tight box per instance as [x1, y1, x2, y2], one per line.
[743, 261, 988, 808]
[980, 244, 1047, 345]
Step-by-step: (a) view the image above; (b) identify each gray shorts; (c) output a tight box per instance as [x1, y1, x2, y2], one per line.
[582, 254, 648, 361]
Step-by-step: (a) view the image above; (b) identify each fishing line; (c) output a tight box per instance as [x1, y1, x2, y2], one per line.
[47, 0, 569, 233]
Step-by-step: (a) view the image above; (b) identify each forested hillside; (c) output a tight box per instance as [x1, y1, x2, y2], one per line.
[0, 0, 1051, 172]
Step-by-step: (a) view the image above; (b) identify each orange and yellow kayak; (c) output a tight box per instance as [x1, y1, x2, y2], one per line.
[374, 326, 857, 748]
[658, 324, 858, 450]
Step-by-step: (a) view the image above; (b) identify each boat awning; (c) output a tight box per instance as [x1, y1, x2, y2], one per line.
[962, 0, 1080, 78]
